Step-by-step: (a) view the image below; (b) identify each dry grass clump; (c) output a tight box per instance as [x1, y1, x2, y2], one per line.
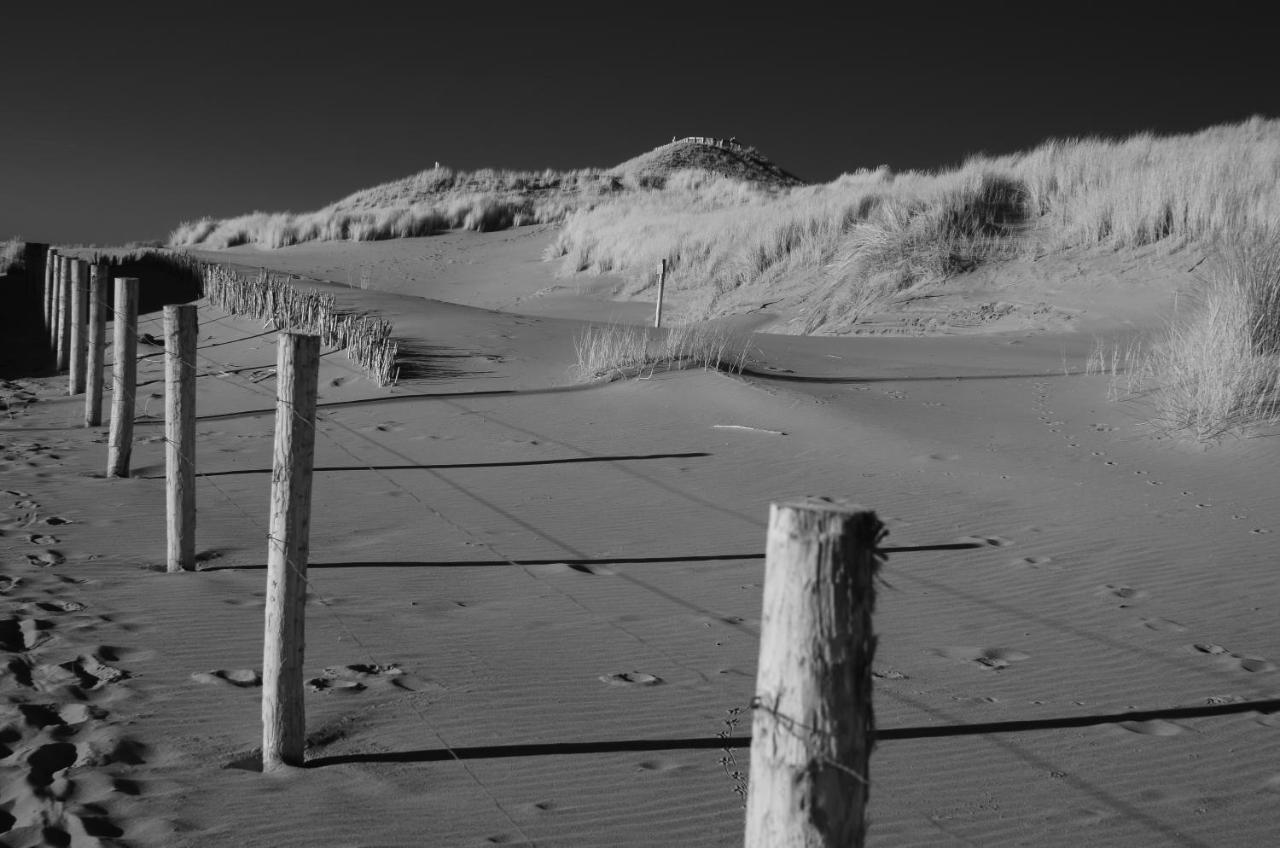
[0, 238, 24, 274]
[572, 322, 750, 382]
[1139, 233, 1280, 439]
[199, 265, 399, 384]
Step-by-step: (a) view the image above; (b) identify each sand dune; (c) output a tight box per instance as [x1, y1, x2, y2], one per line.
[3, 231, 1279, 846]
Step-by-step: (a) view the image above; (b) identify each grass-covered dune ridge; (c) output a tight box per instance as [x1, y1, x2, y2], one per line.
[168, 137, 803, 250]
[550, 117, 1280, 333]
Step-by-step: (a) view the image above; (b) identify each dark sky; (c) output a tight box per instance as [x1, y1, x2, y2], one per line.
[4, 4, 1279, 245]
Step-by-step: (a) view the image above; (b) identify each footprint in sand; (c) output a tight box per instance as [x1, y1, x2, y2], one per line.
[933, 646, 1030, 671]
[527, 562, 614, 577]
[1191, 643, 1276, 674]
[1115, 719, 1185, 736]
[308, 663, 432, 693]
[600, 671, 663, 686]
[958, 535, 1014, 548]
[191, 668, 262, 688]
[1099, 584, 1147, 606]
[25, 534, 59, 545]
[1139, 617, 1187, 633]
[1011, 555, 1054, 569]
[25, 550, 65, 567]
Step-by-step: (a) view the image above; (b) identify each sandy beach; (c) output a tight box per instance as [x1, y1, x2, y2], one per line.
[3, 229, 1280, 847]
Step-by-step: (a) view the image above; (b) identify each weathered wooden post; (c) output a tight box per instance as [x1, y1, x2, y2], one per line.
[744, 498, 883, 848]
[85, 263, 108, 426]
[55, 257, 72, 371]
[654, 258, 667, 329]
[44, 248, 57, 341]
[106, 278, 139, 478]
[262, 332, 320, 770]
[68, 259, 89, 394]
[164, 304, 198, 572]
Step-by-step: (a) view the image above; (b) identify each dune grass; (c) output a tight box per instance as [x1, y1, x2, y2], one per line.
[169, 166, 620, 249]
[572, 322, 751, 382]
[550, 117, 1280, 332]
[1138, 232, 1280, 439]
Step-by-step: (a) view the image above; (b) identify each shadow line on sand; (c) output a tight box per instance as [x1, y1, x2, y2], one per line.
[146, 452, 711, 479]
[741, 366, 1079, 385]
[127, 383, 601, 424]
[200, 543, 982, 572]
[302, 697, 1280, 767]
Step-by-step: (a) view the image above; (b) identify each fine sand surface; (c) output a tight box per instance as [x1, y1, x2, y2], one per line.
[3, 231, 1279, 847]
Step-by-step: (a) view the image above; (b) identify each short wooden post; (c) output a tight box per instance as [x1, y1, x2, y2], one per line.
[744, 498, 883, 848]
[262, 332, 321, 770]
[164, 304, 198, 572]
[654, 258, 667, 329]
[85, 263, 108, 426]
[55, 257, 72, 371]
[68, 259, 89, 394]
[106, 278, 139, 478]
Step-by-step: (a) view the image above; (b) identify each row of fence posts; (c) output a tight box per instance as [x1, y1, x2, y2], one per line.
[40, 248, 878, 844]
[39, 248, 140, 470]
[39, 248, 325, 774]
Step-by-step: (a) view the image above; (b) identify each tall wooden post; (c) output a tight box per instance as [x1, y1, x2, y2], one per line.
[164, 304, 198, 572]
[68, 259, 89, 394]
[744, 498, 882, 848]
[55, 257, 72, 371]
[654, 258, 667, 329]
[85, 263, 108, 426]
[44, 248, 57, 340]
[106, 278, 139, 478]
[262, 332, 320, 770]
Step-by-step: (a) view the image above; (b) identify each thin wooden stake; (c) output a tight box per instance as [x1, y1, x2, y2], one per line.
[55, 257, 72, 371]
[68, 259, 89, 394]
[164, 304, 197, 572]
[744, 498, 882, 848]
[654, 258, 667, 329]
[106, 278, 139, 478]
[262, 332, 320, 770]
[85, 263, 108, 426]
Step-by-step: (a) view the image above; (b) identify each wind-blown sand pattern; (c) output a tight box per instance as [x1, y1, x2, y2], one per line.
[3, 228, 1280, 847]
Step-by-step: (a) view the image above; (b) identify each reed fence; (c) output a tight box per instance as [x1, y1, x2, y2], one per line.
[198, 263, 398, 385]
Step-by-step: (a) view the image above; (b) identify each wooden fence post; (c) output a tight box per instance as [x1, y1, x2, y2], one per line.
[43, 249, 57, 348]
[69, 259, 89, 394]
[56, 257, 72, 371]
[262, 332, 321, 770]
[85, 263, 108, 426]
[744, 497, 882, 848]
[106, 277, 139, 478]
[654, 258, 667, 329]
[165, 304, 197, 572]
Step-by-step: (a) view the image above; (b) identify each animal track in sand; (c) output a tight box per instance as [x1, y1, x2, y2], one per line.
[933, 646, 1030, 671]
[600, 671, 663, 686]
[25, 534, 58, 545]
[191, 668, 262, 687]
